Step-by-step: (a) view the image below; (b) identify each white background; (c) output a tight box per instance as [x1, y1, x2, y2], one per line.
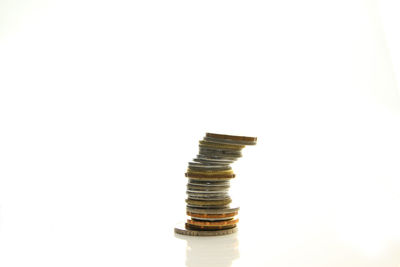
[1, 0, 400, 266]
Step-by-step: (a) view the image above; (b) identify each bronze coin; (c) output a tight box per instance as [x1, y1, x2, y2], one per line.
[185, 172, 235, 179]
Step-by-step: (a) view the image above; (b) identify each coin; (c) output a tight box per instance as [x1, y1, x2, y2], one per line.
[199, 148, 242, 158]
[188, 163, 232, 172]
[199, 140, 245, 150]
[188, 180, 230, 186]
[185, 223, 237, 230]
[206, 133, 257, 143]
[204, 136, 256, 146]
[186, 191, 229, 198]
[186, 206, 239, 214]
[187, 196, 230, 201]
[186, 189, 229, 194]
[187, 211, 238, 218]
[188, 169, 233, 175]
[185, 172, 235, 179]
[186, 198, 232, 206]
[186, 204, 231, 209]
[187, 184, 230, 191]
[187, 211, 237, 221]
[187, 218, 239, 227]
[193, 158, 233, 165]
[189, 216, 235, 221]
[174, 223, 237, 236]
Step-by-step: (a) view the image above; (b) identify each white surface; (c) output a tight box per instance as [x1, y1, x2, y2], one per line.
[1, 0, 400, 266]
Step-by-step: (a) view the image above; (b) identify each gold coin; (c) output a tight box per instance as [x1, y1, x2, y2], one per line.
[186, 198, 232, 206]
[187, 169, 234, 175]
[199, 140, 245, 150]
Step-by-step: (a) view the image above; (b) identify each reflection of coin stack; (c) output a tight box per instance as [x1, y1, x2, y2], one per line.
[175, 133, 257, 236]
[178, 233, 240, 267]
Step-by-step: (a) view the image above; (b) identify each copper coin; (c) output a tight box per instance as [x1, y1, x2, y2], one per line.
[187, 218, 238, 227]
[187, 211, 238, 218]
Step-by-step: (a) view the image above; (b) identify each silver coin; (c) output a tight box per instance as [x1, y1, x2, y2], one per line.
[186, 191, 229, 198]
[193, 158, 233, 165]
[186, 206, 240, 214]
[188, 180, 230, 186]
[186, 186, 231, 191]
[195, 155, 235, 163]
[199, 144, 243, 153]
[187, 187, 230, 193]
[199, 148, 242, 157]
[196, 154, 238, 161]
[188, 163, 231, 172]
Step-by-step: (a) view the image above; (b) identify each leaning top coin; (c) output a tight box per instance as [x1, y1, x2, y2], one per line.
[206, 133, 257, 143]
[206, 133, 257, 145]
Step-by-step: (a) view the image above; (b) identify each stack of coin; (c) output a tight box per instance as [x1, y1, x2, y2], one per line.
[175, 133, 257, 236]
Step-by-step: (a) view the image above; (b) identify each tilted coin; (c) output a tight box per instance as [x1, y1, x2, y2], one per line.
[206, 133, 257, 143]
[193, 158, 233, 165]
[203, 136, 256, 146]
[199, 148, 242, 158]
[196, 155, 235, 162]
[196, 154, 238, 161]
[199, 140, 245, 150]
[188, 163, 232, 172]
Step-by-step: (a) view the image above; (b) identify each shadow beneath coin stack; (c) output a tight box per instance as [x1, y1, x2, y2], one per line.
[175, 232, 240, 267]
